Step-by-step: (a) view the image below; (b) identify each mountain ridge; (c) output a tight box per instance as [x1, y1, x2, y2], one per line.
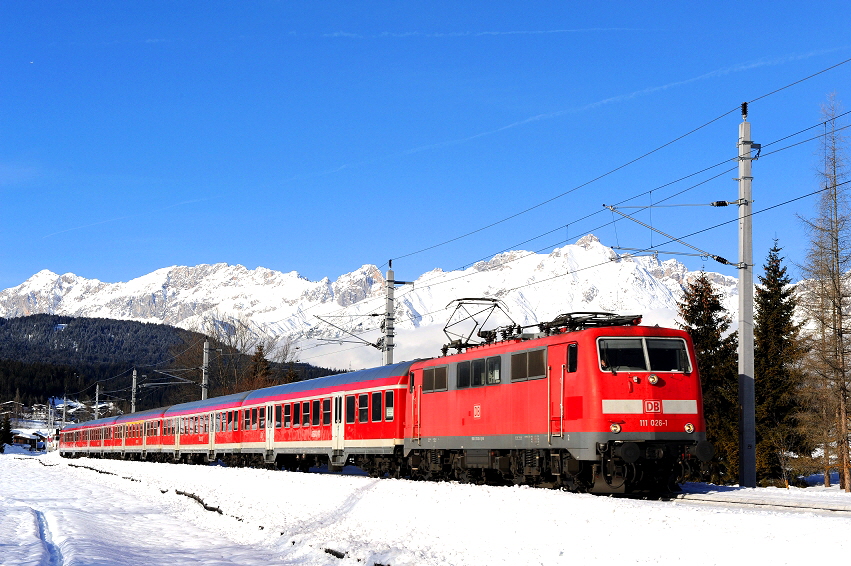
[0, 235, 739, 368]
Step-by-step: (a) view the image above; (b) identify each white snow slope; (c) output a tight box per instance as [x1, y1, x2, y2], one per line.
[2, 452, 850, 566]
[0, 235, 739, 369]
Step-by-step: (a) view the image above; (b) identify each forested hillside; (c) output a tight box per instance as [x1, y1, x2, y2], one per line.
[0, 315, 337, 413]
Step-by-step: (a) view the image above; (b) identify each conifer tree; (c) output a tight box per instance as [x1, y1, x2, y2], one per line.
[678, 271, 739, 483]
[754, 242, 805, 483]
[0, 413, 13, 449]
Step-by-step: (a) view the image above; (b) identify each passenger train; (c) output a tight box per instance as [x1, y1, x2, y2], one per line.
[60, 312, 713, 493]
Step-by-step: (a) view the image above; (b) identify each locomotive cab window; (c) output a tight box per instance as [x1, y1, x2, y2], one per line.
[599, 338, 646, 371]
[597, 337, 691, 372]
[647, 338, 691, 372]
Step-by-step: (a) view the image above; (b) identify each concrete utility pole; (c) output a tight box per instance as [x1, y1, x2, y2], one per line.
[384, 264, 396, 366]
[94, 383, 100, 420]
[383, 261, 413, 366]
[737, 102, 758, 488]
[131, 369, 137, 413]
[202, 338, 210, 400]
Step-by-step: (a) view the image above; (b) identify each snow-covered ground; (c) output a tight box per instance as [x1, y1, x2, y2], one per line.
[2, 451, 851, 566]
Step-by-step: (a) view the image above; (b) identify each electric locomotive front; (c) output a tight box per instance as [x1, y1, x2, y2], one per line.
[567, 324, 714, 492]
[403, 313, 713, 493]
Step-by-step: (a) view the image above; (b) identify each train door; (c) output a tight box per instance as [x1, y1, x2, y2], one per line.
[265, 405, 274, 451]
[411, 373, 421, 444]
[209, 412, 216, 453]
[332, 395, 345, 451]
[548, 344, 571, 442]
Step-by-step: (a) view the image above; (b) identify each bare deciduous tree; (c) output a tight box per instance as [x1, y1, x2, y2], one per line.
[798, 92, 850, 491]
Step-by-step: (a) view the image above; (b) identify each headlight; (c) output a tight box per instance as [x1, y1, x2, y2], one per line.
[610, 423, 622, 433]
[648, 374, 659, 385]
[684, 423, 695, 433]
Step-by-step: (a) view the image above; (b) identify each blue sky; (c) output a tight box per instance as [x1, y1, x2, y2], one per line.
[1, 2, 850, 289]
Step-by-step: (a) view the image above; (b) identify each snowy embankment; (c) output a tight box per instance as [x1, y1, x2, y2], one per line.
[2, 452, 851, 566]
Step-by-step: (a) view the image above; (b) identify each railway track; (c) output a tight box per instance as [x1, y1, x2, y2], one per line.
[666, 491, 851, 516]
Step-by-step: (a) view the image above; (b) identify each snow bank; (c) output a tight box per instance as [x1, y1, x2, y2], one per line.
[2, 452, 851, 565]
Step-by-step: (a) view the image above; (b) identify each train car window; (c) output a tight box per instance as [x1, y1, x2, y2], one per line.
[598, 338, 647, 371]
[293, 403, 301, 426]
[409, 372, 415, 393]
[244, 410, 251, 431]
[358, 393, 369, 423]
[250, 408, 257, 430]
[323, 399, 331, 425]
[385, 391, 394, 421]
[487, 357, 501, 384]
[300, 401, 309, 426]
[226, 411, 232, 432]
[472, 359, 486, 387]
[434, 367, 447, 390]
[511, 352, 528, 381]
[423, 368, 435, 391]
[372, 391, 382, 422]
[284, 404, 291, 428]
[646, 338, 691, 372]
[568, 344, 578, 373]
[528, 350, 546, 379]
[233, 411, 238, 431]
[275, 405, 282, 428]
[456, 362, 470, 388]
[346, 395, 356, 424]
[258, 407, 265, 429]
[312, 400, 321, 426]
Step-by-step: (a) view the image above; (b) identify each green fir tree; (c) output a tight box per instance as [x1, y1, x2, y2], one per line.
[754, 242, 805, 483]
[0, 413, 13, 450]
[678, 271, 739, 484]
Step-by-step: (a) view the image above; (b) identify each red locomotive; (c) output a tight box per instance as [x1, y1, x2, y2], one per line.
[60, 312, 713, 493]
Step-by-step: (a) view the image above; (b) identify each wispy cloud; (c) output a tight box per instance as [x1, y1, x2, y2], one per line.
[286, 47, 849, 176]
[42, 197, 220, 239]
[323, 28, 641, 39]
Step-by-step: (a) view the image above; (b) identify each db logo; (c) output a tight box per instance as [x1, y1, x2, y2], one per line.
[473, 404, 482, 419]
[644, 400, 662, 413]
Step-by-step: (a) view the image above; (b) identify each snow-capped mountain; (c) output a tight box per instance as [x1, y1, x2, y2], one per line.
[0, 235, 738, 369]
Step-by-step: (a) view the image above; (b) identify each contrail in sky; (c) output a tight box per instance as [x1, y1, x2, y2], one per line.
[283, 47, 847, 181]
[42, 197, 219, 238]
[323, 28, 642, 38]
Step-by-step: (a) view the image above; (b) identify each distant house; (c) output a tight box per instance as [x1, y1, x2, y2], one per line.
[11, 430, 47, 451]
